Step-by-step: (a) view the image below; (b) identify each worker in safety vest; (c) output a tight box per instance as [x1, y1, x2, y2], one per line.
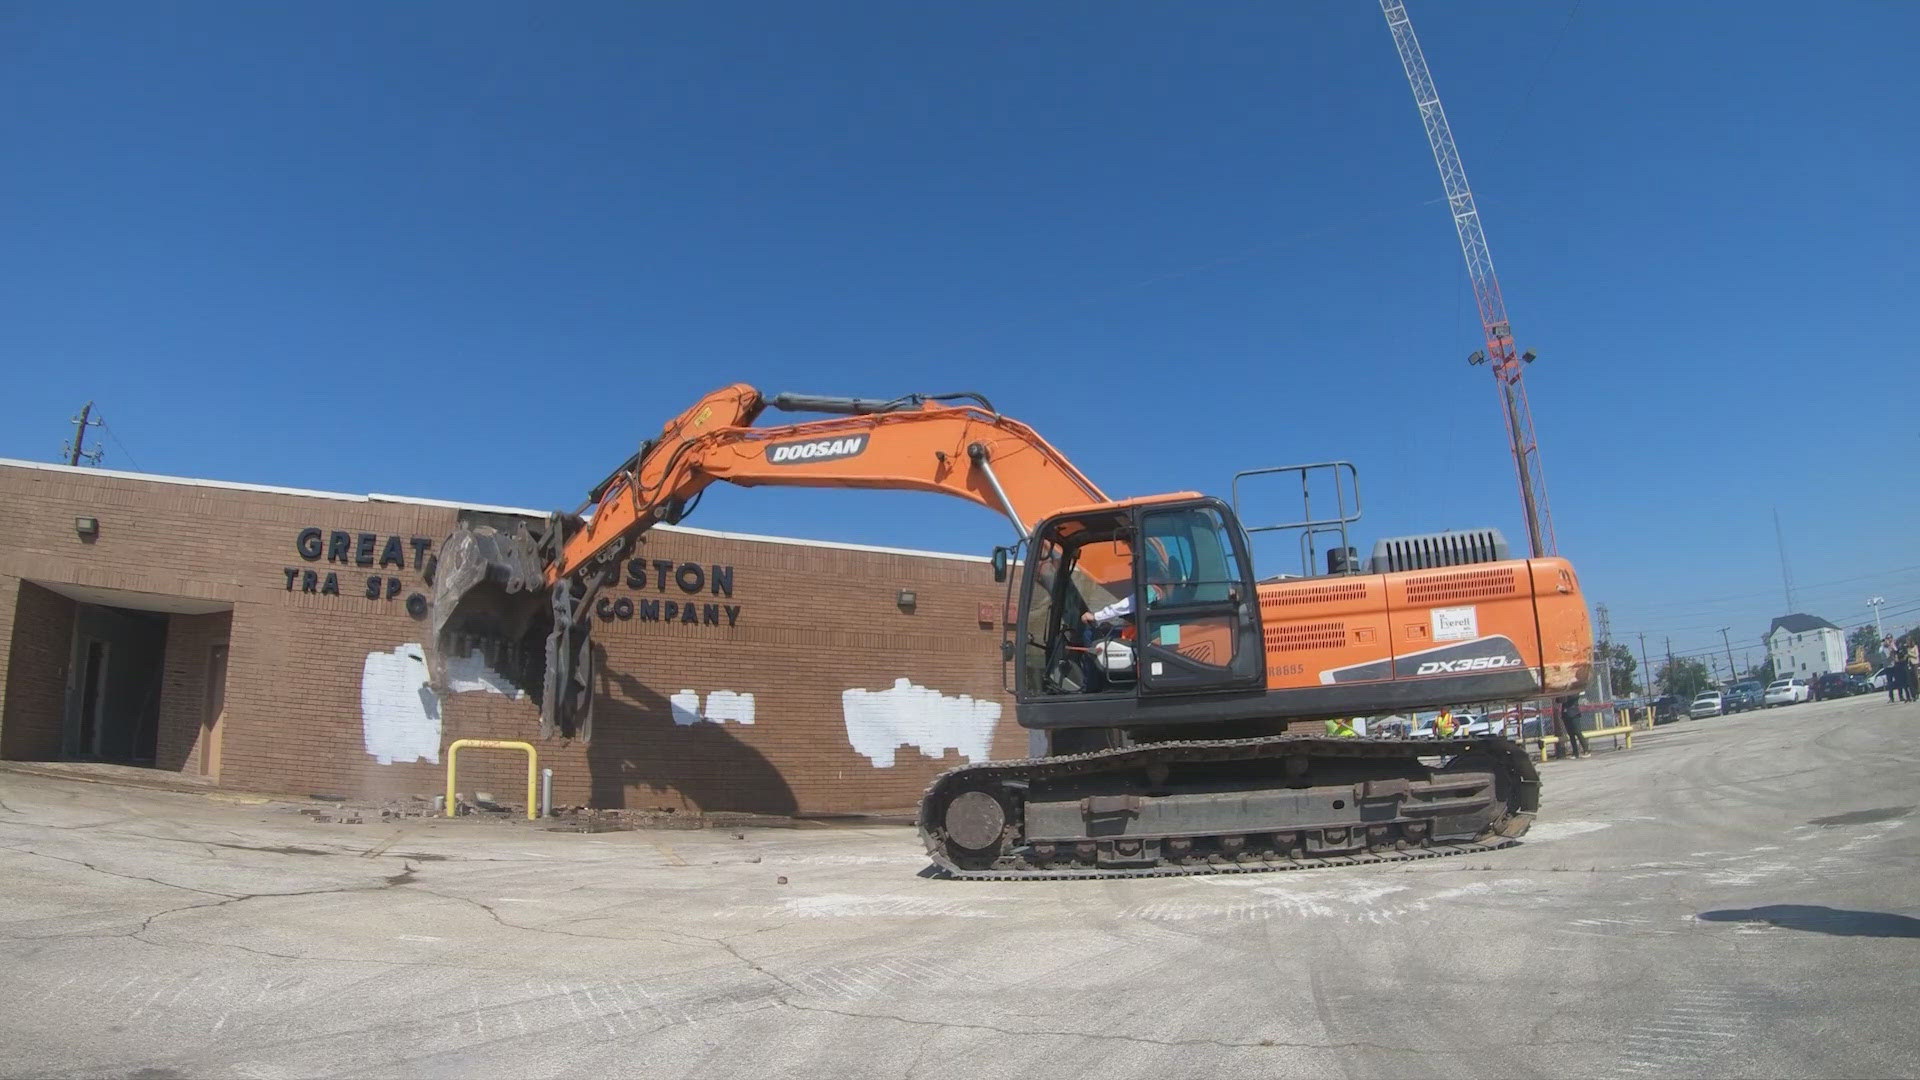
[1433, 708, 1457, 739]
[1324, 717, 1358, 738]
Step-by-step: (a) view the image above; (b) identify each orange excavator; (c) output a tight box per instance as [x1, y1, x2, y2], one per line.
[425, 384, 1591, 879]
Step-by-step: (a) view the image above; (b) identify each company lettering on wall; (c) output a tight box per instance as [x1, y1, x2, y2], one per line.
[595, 558, 742, 629]
[282, 528, 436, 618]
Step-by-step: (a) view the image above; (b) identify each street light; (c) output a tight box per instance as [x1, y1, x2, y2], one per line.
[1869, 596, 1886, 641]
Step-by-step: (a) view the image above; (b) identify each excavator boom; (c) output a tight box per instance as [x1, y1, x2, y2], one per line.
[424, 384, 1128, 738]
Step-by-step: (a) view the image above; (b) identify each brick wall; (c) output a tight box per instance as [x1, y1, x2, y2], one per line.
[155, 611, 232, 773]
[1, 581, 76, 760]
[0, 462, 1021, 812]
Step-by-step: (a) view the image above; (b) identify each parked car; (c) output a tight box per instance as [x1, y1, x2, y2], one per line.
[1847, 672, 1875, 695]
[1690, 691, 1724, 719]
[1654, 694, 1687, 725]
[1812, 672, 1855, 700]
[1765, 677, 1811, 706]
[1870, 668, 1890, 691]
[1722, 681, 1764, 713]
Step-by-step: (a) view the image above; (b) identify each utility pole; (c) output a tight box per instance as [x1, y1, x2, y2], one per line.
[1718, 627, 1736, 687]
[1869, 596, 1886, 639]
[1594, 604, 1612, 703]
[1665, 636, 1675, 693]
[63, 401, 103, 467]
[1638, 631, 1653, 700]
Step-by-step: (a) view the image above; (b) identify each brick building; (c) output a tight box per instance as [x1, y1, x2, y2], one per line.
[0, 459, 1023, 814]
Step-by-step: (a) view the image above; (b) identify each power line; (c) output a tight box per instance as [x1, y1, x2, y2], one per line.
[97, 418, 142, 472]
[1493, 0, 1586, 150]
[1649, 599, 1920, 670]
[1615, 564, 1920, 617]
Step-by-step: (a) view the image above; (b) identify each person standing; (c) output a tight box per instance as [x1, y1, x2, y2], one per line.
[1554, 695, 1590, 759]
[1905, 641, 1920, 703]
[1433, 708, 1457, 739]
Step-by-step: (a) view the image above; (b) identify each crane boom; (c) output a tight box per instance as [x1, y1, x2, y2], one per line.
[1381, 0, 1556, 558]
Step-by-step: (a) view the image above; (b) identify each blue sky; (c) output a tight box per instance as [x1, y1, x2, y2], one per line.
[3, 1, 1915, 672]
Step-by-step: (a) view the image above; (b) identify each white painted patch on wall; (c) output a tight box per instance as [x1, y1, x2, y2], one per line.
[440, 651, 524, 697]
[669, 689, 756, 726]
[360, 643, 519, 765]
[841, 678, 1000, 768]
[706, 690, 756, 725]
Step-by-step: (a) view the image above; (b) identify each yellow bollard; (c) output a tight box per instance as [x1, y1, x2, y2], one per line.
[445, 739, 540, 821]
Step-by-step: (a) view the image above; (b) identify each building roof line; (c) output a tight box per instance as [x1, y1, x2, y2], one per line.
[0, 458, 987, 564]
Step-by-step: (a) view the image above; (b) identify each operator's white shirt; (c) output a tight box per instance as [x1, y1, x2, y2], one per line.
[1090, 585, 1162, 624]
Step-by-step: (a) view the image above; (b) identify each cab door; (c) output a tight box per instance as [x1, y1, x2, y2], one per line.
[1135, 500, 1265, 694]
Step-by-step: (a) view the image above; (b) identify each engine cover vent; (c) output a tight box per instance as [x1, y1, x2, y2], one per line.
[1368, 529, 1511, 574]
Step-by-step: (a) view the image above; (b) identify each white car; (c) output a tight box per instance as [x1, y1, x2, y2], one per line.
[1764, 677, 1811, 706]
[1689, 691, 1723, 719]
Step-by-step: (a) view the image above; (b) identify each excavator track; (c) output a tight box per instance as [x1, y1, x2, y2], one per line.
[918, 734, 1539, 881]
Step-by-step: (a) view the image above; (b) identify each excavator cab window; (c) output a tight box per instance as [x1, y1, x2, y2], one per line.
[1134, 501, 1265, 694]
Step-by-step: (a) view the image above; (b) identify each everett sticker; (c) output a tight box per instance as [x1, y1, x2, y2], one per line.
[1431, 605, 1478, 642]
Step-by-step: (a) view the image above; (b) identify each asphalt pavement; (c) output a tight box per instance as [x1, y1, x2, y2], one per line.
[2, 693, 1917, 1079]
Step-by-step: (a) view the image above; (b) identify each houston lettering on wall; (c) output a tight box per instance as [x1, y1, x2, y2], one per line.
[595, 558, 742, 629]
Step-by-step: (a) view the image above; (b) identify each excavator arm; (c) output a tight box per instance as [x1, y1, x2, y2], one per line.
[424, 383, 1127, 738]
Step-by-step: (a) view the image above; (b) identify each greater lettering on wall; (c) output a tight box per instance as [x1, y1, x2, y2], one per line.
[284, 527, 437, 617]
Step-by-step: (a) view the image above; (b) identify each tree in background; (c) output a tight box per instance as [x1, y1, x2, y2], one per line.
[1848, 625, 1888, 669]
[1604, 642, 1638, 697]
[1658, 657, 1716, 700]
[1745, 658, 1776, 685]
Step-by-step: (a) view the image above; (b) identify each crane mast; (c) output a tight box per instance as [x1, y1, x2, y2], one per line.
[1380, 0, 1556, 558]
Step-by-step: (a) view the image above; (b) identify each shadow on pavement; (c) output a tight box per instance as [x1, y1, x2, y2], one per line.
[1698, 904, 1920, 938]
[1809, 806, 1912, 827]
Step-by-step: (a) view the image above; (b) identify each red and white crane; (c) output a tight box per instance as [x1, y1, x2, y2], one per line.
[1381, 0, 1556, 558]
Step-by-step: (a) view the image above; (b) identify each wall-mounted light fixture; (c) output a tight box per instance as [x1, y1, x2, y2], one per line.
[74, 516, 99, 538]
[896, 589, 916, 612]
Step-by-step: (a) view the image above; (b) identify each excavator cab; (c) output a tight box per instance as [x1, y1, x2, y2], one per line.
[1012, 496, 1265, 709]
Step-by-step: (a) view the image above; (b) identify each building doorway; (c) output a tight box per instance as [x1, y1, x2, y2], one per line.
[65, 603, 170, 765]
[5, 582, 232, 770]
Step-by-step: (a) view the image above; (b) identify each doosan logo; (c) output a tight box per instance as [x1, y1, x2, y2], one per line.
[1415, 655, 1523, 676]
[766, 435, 870, 465]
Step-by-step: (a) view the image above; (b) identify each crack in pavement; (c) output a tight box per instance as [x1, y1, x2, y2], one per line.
[4, 847, 240, 897]
[0, 817, 126, 832]
[145, 932, 488, 971]
[409, 886, 681, 945]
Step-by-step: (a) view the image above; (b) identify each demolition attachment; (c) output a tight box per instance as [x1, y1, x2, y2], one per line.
[424, 517, 597, 741]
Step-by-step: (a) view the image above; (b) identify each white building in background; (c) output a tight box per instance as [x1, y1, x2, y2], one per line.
[1766, 614, 1846, 678]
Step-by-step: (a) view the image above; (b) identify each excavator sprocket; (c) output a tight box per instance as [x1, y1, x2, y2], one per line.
[918, 734, 1539, 880]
